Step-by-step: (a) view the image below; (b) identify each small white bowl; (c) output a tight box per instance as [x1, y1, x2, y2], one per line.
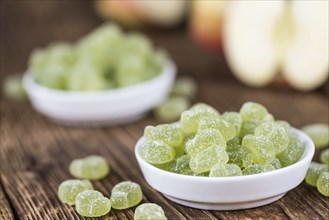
[23, 62, 176, 126]
[135, 128, 314, 210]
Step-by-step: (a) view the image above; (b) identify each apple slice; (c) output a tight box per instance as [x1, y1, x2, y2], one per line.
[223, 0, 328, 91]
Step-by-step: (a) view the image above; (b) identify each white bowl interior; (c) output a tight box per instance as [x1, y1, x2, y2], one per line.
[135, 128, 314, 210]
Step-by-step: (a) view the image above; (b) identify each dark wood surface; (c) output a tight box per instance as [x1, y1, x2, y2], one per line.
[1, 1, 328, 220]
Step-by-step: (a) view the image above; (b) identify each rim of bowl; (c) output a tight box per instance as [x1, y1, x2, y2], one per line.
[23, 61, 176, 101]
[135, 127, 315, 183]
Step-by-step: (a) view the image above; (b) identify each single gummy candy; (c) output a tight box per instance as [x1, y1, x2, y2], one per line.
[134, 203, 167, 220]
[154, 96, 190, 122]
[198, 116, 236, 141]
[209, 163, 242, 177]
[75, 190, 111, 217]
[141, 141, 175, 164]
[58, 179, 93, 205]
[110, 181, 143, 210]
[320, 148, 329, 165]
[239, 102, 268, 121]
[69, 155, 110, 180]
[305, 162, 329, 187]
[317, 172, 329, 197]
[221, 112, 242, 135]
[144, 124, 184, 147]
[302, 123, 329, 149]
[171, 76, 197, 99]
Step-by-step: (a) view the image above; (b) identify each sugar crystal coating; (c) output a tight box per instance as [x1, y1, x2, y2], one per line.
[144, 124, 184, 147]
[185, 128, 226, 156]
[110, 181, 143, 210]
[198, 116, 236, 141]
[227, 145, 253, 169]
[305, 162, 329, 187]
[69, 155, 110, 180]
[189, 146, 229, 174]
[209, 163, 242, 177]
[141, 141, 175, 164]
[58, 179, 93, 205]
[168, 155, 193, 175]
[75, 190, 111, 217]
[243, 164, 275, 175]
[320, 148, 329, 165]
[270, 158, 282, 169]
[134, 203, 167, 220]
[277, 134, 305, 167]
[317, 172, 329, 197]
[222, 112, 242, 135]
[239, 102, 268, 121]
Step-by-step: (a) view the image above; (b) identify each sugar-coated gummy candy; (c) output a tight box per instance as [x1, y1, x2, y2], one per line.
[270, 158, 282, 169]
[227, 145, 253, 169]
[171, 76, 197, 99]
[222, 112, 242, 134]
[141, 141, 175, 164]
[69, 155, 110, 180]
[58, 179, 93, 205]
[168, 155, 193, 175]
[209, 163, 242, 177]
[239, 102, 268, 121]
[110, 181, 143, 210]
[305, 162, 329, 187]
[144, 124, 184, 147]
[242, 135, 276, 165]
[302, 124, 329, 149]
[243, 164, 275, 175]
[317, 172, 329, 197]
[255, 121, 290, 154]
[185, 128, 226, 156]
[239, 120, 260, 137]
[198, 116, 236, 141]
[320, 148, 329, 165]
[189, 146, 229, 174]
[75, 190, 111, 217]
[154, 96, 190, 121]
[134, 203, 167, 220]
[180, 103, 220, 135]
[3, 75, 26, 101]
[277, 134, 305, 167]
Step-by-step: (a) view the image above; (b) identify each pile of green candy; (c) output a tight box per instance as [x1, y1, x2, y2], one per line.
[58, 155, 167, 218]
[141, 102, 306, 177]
[29, 23, 168, 91]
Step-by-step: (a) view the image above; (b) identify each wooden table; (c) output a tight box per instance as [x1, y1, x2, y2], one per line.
[1, 1, 328, 220]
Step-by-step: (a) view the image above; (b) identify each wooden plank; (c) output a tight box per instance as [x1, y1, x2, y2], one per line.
[0, 182, 14, 220]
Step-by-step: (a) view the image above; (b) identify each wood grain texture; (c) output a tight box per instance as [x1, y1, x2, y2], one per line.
[1, 1, 328, 220]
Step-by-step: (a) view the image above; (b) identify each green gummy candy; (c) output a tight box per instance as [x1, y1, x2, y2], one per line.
[58, 179, 93, 205]
[239, 120, 260, 137]
[141, 141, 175, 164]
[3, 75, 26, 101]
[198, 116, 236, 141]
[302, 124, 329, 149]
[320, 149, 329, 165]
[134, 203, 167, 220]
[144, 124, 184, 147]
[242, 135, 276, 165]
[69, 155, 110, 180]
[189, 146, 229, 174]
[180, 103, 220, 135]
[75, 190, 111, 217]
[317, 172, 329, 197]
[171, 76, 197, 99]
[222, 112, 242, 135]
[168, 155, 193, 175]
[227, 145, 253, 169]
[239, 102, 269, 121]
[243, 164, 275, 175]
[277, 134, 305, 167]
[305, 162, 329, 187]
[270, 158, 282, 169]
[110, 181, 143, 210]
[255, 121, 290, 154]
[209, 163, 242, 177]
[154, 96, 190, 121]
[185, 128, 226, 156]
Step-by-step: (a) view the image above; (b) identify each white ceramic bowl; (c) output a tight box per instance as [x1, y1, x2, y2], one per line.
[135, 128, 314, 210]
[23, 62, 176, 126]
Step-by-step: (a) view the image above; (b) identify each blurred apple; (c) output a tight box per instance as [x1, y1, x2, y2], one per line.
[189, 0, 229, 52]
[95, 0, 187, 28]
[223, 1, 328, 91]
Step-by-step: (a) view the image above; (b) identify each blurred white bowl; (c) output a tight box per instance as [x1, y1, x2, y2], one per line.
[135, 128, 314, 210]
[23, 62, 176, 126]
